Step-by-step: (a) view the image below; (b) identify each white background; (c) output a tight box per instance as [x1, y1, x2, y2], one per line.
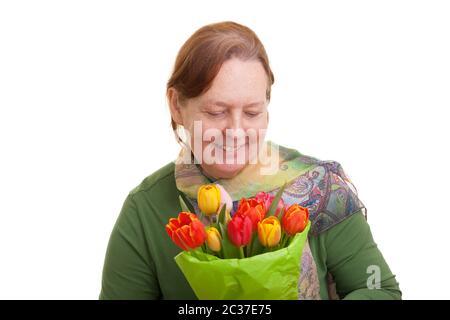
[1, 0, 449, 299]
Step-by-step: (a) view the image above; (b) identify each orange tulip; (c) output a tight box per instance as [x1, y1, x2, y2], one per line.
[258, 216, 281, 248]
[166, 212, 206, 250]
[206, 227, 222, 252]
[235, 198, 266, 232]
[282, 204, 309, 236]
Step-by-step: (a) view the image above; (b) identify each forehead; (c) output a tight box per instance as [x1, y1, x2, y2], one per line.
[199, 59, 268, 106]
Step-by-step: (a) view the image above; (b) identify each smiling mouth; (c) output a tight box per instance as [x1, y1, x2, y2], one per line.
[212, 142, 247, 153]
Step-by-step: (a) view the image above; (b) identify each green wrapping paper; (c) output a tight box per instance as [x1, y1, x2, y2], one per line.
[175, 221, 311, 300]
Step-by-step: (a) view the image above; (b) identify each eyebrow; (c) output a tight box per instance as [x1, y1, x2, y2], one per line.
[205, 101, 265, 108]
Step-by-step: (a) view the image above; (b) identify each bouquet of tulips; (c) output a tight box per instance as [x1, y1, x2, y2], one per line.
[165, 183, 311, 300]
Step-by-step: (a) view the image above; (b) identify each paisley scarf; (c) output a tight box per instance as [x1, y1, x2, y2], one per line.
[175, 141, 316, 201]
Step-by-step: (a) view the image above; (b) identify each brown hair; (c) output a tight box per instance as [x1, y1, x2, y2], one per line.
[167, 21, 275, 136]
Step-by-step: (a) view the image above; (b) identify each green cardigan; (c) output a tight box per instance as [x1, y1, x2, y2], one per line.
[99, 162, 401, 300]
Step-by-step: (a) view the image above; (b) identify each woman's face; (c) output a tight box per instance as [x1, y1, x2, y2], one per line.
[172, 58, 269, 179]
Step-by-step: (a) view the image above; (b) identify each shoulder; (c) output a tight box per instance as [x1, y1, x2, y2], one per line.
[285, 151, 366, 236]
[121, 162, 179, 216]
[117, 161, 179, 227]
[129, 162, 176, 197]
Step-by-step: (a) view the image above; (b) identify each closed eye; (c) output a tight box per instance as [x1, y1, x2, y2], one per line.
[206, 111, 225, 117]
[245, 112, 261, 118]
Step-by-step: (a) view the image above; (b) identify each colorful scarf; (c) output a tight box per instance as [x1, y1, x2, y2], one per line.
[174, 140, 366, 236]
[175, 141, 316, 200]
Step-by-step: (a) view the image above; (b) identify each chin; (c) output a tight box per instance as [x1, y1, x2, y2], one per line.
[204, 163, 246, 179]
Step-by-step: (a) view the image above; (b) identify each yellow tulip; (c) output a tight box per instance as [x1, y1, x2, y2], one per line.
[257, 216, 281, 248]
[206, 227, 222, 252]
[197, 184, 221, 216]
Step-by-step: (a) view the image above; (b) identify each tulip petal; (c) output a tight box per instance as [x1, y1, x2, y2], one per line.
[173, 227, 191, 250]
[168, 217, 180, 229]
[190, 219, 207, 247]
[282, 204, 309, 235]
[235, 198, 265, 232]
[257, 222, 267, 246]
[206, 227, 222, 252]
[227, 215, 252, 247]
[227, 217, 242, 246]
[267, 223, 281, 247]
[165, 224, 174, 238]
[241, 216, 253, 245]
[179, 212, 196, 225]
[198, 184, 221, 215]
[258, 216, 281, 247]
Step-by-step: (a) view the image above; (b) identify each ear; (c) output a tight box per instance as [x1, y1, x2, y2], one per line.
[167, 87, 184, 126]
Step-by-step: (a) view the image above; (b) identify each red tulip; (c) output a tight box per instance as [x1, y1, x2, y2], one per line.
[227, 214, 252, 247]
[255, 191, 285, 217]
[282, 204, 309, 236]
[235, 198, 266, 232]
[166, 212, 206, 250]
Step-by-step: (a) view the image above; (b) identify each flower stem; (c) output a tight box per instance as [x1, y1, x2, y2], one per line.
[239, 246, 245, 259]
[247, 236, 253, 257]
[282, 234, 291, 248]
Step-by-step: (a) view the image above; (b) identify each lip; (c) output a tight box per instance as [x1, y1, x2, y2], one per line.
[213, 142, 247, 153]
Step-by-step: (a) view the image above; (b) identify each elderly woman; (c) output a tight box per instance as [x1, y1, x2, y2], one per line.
[99, 21, 401, 300]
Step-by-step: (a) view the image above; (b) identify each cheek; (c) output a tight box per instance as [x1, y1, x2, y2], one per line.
[248, 115, 268, 147]
[255, 113, 269, 130]
[244, 113, 269, 135]
[187, 120, 225, 152]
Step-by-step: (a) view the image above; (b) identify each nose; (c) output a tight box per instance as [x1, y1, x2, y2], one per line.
[223, 107, 248, 130]
[223, 111, 246, 145]
[229, 112, 243, 130]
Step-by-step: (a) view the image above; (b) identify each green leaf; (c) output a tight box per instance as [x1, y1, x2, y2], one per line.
[266, 182, 287, 217]
[248, 232, 264, 256]
[178, 195, 194, 213]
[277, 204, 286, 221]
[209, 222, 219, 231]
[218, 204, 227, 225]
